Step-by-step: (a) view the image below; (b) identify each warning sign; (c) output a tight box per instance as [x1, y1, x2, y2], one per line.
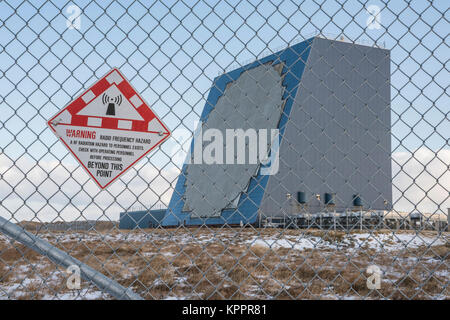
[47, 68, 171, 189]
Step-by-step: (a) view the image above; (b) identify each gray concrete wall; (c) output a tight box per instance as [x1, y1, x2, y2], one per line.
[260, 37, 392, 217]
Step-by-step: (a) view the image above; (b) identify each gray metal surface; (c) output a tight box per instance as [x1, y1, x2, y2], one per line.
[183, 63, 285, 218]
[260, 37, 392, 217]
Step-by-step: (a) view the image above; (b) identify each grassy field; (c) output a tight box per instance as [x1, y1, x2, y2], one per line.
[0, 227, 448, 300]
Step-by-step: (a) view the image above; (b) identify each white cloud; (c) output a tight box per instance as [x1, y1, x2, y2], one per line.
[392, 147, 450, 215]
[0, 154, 180, 222]
[0, 147, 448, 222]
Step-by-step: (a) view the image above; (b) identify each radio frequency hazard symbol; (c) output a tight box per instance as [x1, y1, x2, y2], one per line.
[47, 68, 171, 189]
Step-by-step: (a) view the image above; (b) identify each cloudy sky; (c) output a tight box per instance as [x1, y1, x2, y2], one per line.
[1, 140, 448, 222]
[0, 0, 448, 222]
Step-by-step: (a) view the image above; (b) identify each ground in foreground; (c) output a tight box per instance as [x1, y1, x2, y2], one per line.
[0, 227, 448, 300]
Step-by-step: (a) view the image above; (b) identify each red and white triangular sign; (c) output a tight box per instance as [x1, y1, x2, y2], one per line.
[47, 68, 171, 189]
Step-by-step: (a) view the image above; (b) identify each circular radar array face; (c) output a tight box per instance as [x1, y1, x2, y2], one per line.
[183, 63, 286, 218]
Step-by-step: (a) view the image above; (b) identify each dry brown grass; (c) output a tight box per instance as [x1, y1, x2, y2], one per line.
[0, 228, 448, 300]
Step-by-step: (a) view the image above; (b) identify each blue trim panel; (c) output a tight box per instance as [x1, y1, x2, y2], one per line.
[162, 38, 313, 227]
[119, 209, 166, 229]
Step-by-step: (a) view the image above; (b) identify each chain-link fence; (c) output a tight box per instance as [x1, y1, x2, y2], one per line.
[0, 0, 448, 300]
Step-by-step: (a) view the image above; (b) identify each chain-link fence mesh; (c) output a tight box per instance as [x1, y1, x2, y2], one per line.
[0, 0, 448, 300]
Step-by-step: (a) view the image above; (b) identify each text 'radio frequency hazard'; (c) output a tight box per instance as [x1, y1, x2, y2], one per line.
[67, 129, 152, 177]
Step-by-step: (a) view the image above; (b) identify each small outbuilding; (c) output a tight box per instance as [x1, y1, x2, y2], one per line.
[119, 209, 166, 230]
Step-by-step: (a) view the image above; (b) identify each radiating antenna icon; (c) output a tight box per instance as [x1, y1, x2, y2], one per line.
[102, 93, 122, 116]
